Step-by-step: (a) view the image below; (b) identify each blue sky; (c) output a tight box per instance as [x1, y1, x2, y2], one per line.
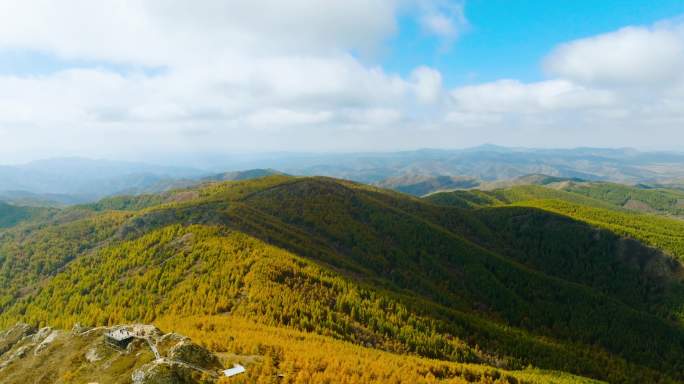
[1, 1, 684, 162]
[387, 0, 684, 87]
[0, 50, 165, 77]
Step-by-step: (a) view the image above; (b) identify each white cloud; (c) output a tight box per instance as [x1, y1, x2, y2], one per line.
[1, 1, 684, 159]
[347, 108, 403, 126]
[450, 79, 615, 114]
[422, 14, 457, 38]
[442, 18, 684, 149]
[418, 1, 468, 44]
[0, 0, 400, 65]
[0, 0, 470, 158]
[544, 22, 684, 86]
[411, 66, 443, 104]
[245, 109, 332, 128]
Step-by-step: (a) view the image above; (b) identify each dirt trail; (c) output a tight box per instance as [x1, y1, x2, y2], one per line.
[145, 337, 161, 360]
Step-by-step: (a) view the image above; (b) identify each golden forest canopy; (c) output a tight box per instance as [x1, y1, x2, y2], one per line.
[1, 175, 684, 383]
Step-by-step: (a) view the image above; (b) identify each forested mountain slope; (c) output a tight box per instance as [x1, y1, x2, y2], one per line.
[0, 319, 601, 384]
[0, 202, 35, 228]
[0, 201, 55, 228]
[427, 184, 684, 262]
[375, 174, 480, 196]
[0, 176, 682, 383]
[560, 181, 684, 216]
[428, 184, 684, 317]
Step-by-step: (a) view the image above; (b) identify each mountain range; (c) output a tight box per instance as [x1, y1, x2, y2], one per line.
[3, 146, 684, 205]
[1, 174, 684, 382]
[197, 145, 684, 184]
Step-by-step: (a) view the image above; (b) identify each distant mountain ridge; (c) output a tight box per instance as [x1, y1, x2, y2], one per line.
[114, 169, 285, 196]
[376, 174, 480, 196]
[0, 158, 283, 205]
[0, 158, 205, 202]
[200, 146, 684, 184]
[169, 146, 684, 190]
[204, 168, 283, 181]
[3, 147, 684, 204]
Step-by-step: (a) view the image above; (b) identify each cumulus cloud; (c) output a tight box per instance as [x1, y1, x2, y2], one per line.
[244, 109, 332, 129]
[411, 66, 443, 104]
[0, 0, 470, 158]
[0, 0, 400, 64]
[544, 22, 684, 86]
[0, 1, 683, 160]
[445, 18, 684, 148]
[450, 79, 615, 113]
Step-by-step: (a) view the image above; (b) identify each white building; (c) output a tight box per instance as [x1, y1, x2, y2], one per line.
[223, 364, 246, 377]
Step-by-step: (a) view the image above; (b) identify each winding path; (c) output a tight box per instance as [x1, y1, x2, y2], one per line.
[144, 337, 161, 360]
[143, 336, 217, 377]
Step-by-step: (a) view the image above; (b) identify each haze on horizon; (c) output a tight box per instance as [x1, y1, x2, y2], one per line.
[2, 0, 684, 164]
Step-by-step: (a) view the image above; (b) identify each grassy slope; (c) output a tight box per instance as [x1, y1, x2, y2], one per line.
[0, 328, 157, 384]
[0, 176, 682, 382]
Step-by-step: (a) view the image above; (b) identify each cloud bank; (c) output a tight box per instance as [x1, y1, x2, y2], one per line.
[0, 1, 682, 162]
[448, 19, 684, 147]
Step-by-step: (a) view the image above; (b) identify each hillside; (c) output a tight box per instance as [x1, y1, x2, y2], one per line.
[160, 315, 603, 384]
[379, 173, 591, 198]
[204, 169, 283, 182]
[0, 190, 81, 207]
[0, 202, 33, 228]
[115, 169, 285, 197]
[0, 321, 603, 384]
[376, 174, 480, 196]
[560, 181, 684, 216]
[0, 176, 683, 382]
[0, 201, 55, 228]
[427, 184, 684, 260]
[0, 323, 226, 384]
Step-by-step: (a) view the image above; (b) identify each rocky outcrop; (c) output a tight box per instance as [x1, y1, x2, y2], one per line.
[0, 323, 227, 384]
[0, 323, 35, 356]
[168, 340, 222, 370]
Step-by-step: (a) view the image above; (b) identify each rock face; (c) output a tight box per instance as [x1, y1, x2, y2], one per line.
[168, 340, 222, 370]
[0, 323, 35, 356]
[0, 323, 226, 384]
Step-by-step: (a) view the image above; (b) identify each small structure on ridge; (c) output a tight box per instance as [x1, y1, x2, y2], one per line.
[105, 328, 135, 349]
[223, 363, 246, 377]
